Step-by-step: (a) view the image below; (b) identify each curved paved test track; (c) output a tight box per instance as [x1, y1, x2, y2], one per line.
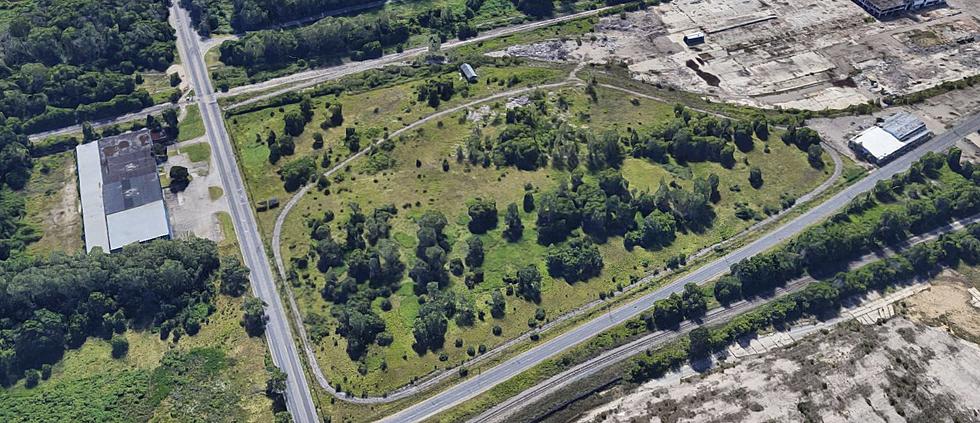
[170, 5, 319, 422]
[379, 112, 980, 422]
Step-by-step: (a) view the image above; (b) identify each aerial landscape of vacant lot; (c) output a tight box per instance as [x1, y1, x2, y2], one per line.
[2, 0, 980, 422]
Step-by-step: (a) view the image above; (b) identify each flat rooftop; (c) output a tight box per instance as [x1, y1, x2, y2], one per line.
[865, 0, 909, 10]
[77, 130, 171, 252]
[852, 126, 906, 161]
[881, 112, 926, 141]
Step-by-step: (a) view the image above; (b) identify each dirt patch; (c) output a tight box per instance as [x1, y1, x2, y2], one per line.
[493, 0, 980, 111]
[905, 269, 980, 345]
[25, 153, 83, 254]
[578, 318, 980, 423]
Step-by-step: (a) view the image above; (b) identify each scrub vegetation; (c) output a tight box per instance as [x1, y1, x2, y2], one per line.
[267, 69, 831, 395]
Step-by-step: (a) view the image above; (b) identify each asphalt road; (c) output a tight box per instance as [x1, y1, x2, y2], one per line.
[379, 112, 980, 423]
[170, 5, 319, 423]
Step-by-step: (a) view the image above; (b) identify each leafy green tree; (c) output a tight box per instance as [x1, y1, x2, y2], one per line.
[284, 110, 305, 136]
[688, 326, 712, 358]
[169, 166, 191, 192]
[748, 167, 763, 189]
[242, 297, 268, 336]
[515, 265, 542, 303]
[467, 198, 498, 234]
[545, 238, 603, 282]
[681, 283, 707, 319]
[413, 301, 448, 353]
[220, 256, 250, 297]
[465, 237, 485, 268]
[503, 203, 524, 241]
[110, 335, 129, 358]
[713, 276, 742, 306]
[489, 290, 506, 318]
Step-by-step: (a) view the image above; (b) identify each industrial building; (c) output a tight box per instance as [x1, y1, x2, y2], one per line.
[77, 129, 172, 253]
[849, 112, 932, 164]
[852, 0, 945, 18]
[683, 32, 706, 46]
[460, 63, 478, 83]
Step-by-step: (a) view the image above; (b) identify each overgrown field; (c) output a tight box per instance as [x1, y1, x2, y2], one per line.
[271, 77, 831, 395]
[0, 295, 274, 422]
[227, 63, 570, 233]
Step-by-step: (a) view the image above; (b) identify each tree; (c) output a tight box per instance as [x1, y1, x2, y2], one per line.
[713, 275, 742, 306]
[688, 326, 712, 358]
[220, 256, 250, 297]
[748, 167, 763, 189]
[807, 144, 824, 169]
[24, 369, 40, 388]
[489, 290, 506, 318]
[465, 237, 484, 267]
[467, 198, 498, 234]
[752, 116, 769, 140]
[545, 238, 603, 282]
[344, 127, 361, 153]
[732, 120, 754, 151]
[266, 367, 287, 399]
[284, 110, 305, 136]
[650, 293, 683, 329]
[334, 303, 386, 359]
[169, 165, 191, 192]
[169, 72, 181, 87]
[110, 335, 129, 358]
[515, 265, 542, 303]
[242, 297, 268, 336]
[279, 156, 315, 192]
[413, 302, 448, 353]
[515, 0, 555, 17]
[82, 122, 98, 142]
[523, 191, 535, 212]
[680, 283, 707, 319]
[503, 203, 524, 241]
[329, 103, 344, 127]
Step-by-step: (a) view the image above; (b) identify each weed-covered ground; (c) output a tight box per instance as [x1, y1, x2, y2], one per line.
[270, 80, 831, 395]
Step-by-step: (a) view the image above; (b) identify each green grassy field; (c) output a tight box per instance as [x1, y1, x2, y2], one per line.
[0, 290, 274, 422]
[273, 81, 831, 395]
[181, 142, 212, 163]
[138, 71, 181, 105]
[227, 63, 569, 235]
[179, 105, 206, 142]
[23, 152, 83, 256]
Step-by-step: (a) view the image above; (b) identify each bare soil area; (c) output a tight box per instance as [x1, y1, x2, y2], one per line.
[492, 0, 980, 111]
[579, 318, 980, 423]
[905, 269, 980, 345]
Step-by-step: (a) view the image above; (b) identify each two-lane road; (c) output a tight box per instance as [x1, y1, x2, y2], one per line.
[381, 113, 980, 423]
[170, 5, 319, 423]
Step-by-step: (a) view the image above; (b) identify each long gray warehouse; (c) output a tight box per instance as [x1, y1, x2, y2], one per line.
[77, 129, 172, 252]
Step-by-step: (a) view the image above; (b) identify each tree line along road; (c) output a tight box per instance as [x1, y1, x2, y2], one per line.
[379, 113, 980, 423]
[170, 4, 320, 423]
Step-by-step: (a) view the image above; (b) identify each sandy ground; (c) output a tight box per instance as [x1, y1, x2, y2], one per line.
[578, 317, 980, 423]
[490, 0, 980, 111]
[163, 137, 231, 243]
[906, 269, 980, 344]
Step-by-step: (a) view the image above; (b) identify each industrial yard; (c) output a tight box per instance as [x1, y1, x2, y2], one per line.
[491, 0, 979, 110]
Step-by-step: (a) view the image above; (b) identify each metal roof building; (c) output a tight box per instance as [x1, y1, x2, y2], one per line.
[77, 129, 171, 252]
[460, 63, 478, 83]
[852, 0, 945, 18]
[849, 112, 932, 164]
